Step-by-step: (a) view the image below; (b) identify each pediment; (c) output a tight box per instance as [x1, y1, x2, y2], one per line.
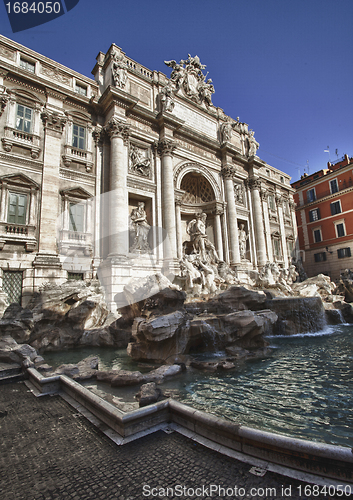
[14, 88, 45, 106]
[272, 231, 281, 238]
[1, 173, 40, 189]
[66, 109, 91, 123]
[60, 187, 92, 199]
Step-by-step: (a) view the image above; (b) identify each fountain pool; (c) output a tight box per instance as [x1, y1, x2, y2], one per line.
[43, 324, 353, 448]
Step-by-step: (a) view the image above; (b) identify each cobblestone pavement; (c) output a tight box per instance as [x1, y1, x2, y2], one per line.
[0, 382, 347, 500]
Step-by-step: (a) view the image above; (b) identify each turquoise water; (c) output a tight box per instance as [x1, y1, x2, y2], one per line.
[43, 324, 353, 447]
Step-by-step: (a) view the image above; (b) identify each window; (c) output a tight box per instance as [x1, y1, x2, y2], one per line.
[330, 200, 341, 215]
[20, 57, 35, 73]
[313, 229, 322, 243]
[309, 208, 320, 222]
[75, 83, 87, 96]
[307, 188, 316, 203]
[7, 192, 27, 225]
[72, 124, 85, 150]
[69, 202, 84, 232]
[2, 271, 23, 304]
[67, 272, 84, 280]
[280, 176, 284, 183]
[273, 238, 281, 257]
[330, 179, 339, 194]
[314, 252, 326, 262]
[16, 104, 32, 133]
[337, 248, 351, 259]
[336, 223, 345, 238]
[268, 194, 275, 210]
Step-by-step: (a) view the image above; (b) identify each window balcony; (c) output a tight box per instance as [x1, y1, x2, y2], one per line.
[58, 229, 93, 256]
[297, 182, 353, 207]
[62, 145, 93, 172]
[0, 222, 37, 251]
[1, 126, 41, 159]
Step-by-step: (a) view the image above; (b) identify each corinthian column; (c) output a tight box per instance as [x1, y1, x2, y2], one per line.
[222, 166, 240, 265]
[154, 138, 177, 258]
[105, 117, 130, 256]
[249, 177, 267, 266]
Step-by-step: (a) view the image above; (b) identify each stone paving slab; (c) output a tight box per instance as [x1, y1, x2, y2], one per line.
[0, 382, 347, 500]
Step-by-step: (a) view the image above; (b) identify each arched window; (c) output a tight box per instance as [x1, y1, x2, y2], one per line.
[180, 173, 214, 204]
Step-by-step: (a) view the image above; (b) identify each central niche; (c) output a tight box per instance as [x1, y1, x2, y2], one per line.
[180, 172, 215, 204]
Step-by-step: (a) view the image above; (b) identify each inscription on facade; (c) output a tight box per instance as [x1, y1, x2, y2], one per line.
[173, 101, 217, 138]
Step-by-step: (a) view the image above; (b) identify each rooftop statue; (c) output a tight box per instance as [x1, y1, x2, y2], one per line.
[164, 54, 215, 108]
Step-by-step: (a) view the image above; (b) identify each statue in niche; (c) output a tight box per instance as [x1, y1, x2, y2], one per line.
[248, 130, 259, 157]
[238, 224, 248, 259]
[187, 213, 219, 265]
[220, 117, 233, 143]
[235, 183, 244, 205]
[129, 145, 151, 177]
[159, 84, 175, 113]
[130, 202, 151, 253]
[112, 52, 127, 89]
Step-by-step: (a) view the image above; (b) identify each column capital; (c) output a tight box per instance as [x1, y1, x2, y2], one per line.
[247, 177, 262, 191]
[0, 92, 8, 117]
[41, 110, 67, 134]
[104, 117, 130, 143]
[153, 138, 177, 157]
[260, 188, 268, 201]
[221, 165, 236, 179]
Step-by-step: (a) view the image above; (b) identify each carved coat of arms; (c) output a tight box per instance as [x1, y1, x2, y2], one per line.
[164, 54, 214, 108]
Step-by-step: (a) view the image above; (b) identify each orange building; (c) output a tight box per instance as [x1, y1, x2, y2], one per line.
[291, 154, 353, 281]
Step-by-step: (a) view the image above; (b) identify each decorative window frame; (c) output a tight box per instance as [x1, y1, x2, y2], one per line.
[309, 207, 320, 222]
[62, 111, 93, 173]
[286, 234, 295, 262]
[306, 187, 316, 203]
[330, 199, 342, 216]
[271, 230, 283, 261]
[267, 190, 277, 221]
[17, 52, 39, 75]
[1, 89, 43, 159]
[334, 219, 346, 238]
[0, 173, 39, 251]
[329, 178, 339, 194]
[58, 187, 93, 256]
[312, 226, 322, 243]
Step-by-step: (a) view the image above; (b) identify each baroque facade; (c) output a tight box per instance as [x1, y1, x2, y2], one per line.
[0, 36, 297, 310]
[292, 155, 353, 281]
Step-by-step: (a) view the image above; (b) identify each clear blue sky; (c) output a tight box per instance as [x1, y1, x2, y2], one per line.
[1, 0, 352, 182]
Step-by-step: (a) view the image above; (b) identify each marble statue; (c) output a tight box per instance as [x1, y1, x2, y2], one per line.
[220, 117, 233, 143]
[130, 202, 151, 253]
[165, 54, 214, 107]
[238, 224, 248, 259]
[159, 84, 175, 113]
[112, 52, 127, 89]
[248, 130, 259, 157]
[187, 213, 219, 265]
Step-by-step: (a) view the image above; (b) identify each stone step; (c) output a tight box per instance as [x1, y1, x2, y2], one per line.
[0, 363, 23, 383]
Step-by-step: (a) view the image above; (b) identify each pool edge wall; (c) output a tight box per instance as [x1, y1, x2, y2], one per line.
[26, 368, 353, 483]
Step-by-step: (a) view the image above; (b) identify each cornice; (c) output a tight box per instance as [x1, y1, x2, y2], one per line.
[0, 152, 43, 169]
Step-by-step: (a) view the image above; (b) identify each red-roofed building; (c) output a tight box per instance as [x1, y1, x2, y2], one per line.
[291, 154, 353, 281]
